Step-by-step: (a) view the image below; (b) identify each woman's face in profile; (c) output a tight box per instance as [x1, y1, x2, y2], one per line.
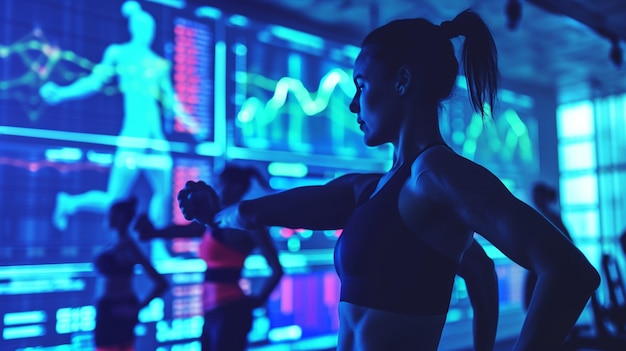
[351, 48, 401, 147]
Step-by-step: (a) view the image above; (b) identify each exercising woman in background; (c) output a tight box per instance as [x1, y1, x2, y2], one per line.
[136, 164, 283, 351]
[94, 196, 168, 351]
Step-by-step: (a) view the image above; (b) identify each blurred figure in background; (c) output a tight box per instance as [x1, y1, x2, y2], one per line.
[94, 196, 169, 351]
[136, 164, 283, 351]
[523, 181, 573, 311]
[531, 182, 572, 240]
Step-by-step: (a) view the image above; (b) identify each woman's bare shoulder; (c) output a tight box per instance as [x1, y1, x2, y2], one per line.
[411, 146, 505, 201]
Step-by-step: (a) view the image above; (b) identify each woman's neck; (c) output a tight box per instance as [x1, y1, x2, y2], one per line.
[393, 105, 445, 166]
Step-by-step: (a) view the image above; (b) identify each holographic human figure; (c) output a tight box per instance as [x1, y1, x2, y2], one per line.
[39, 1, 198, 258]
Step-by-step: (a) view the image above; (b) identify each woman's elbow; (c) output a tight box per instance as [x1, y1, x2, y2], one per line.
[580, 263, 601, 293]
[553, 258, 600, 296]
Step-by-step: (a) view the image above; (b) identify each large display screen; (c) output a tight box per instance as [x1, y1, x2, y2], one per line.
[1, 0, 217, 349]
[0, 0, 217, 241]
[224, 14, 392, 171]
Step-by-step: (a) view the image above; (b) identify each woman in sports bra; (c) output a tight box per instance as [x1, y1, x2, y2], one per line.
[93, 197, 169, 351]
[178, 9, 599, 351]
[135, 164, 283, 351]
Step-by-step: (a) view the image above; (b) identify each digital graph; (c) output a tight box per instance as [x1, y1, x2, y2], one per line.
[0, 28, 111, 122]
[441, 89, 538, 175]
[226, 20, 393, 162]
[236, 68, 378, 156]
[236, 69, 355, 129]
[231, 57, 392, 160]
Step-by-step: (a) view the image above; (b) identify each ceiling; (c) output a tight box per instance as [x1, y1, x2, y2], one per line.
[205, 0, 626, 101]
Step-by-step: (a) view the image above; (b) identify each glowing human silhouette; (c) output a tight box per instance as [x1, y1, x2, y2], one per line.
[39, 1, 198, 256]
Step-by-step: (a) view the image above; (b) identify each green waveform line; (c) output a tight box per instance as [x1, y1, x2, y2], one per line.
[236, 68, 357, 130]
[461, 106, 534, 165]
[235, 68, 533, 165]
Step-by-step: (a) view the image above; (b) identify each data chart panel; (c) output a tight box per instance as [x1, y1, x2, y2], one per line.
[225, 15, 392, 166]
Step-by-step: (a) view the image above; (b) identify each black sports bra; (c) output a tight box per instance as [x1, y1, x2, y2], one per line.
[334, 144, 459, 315]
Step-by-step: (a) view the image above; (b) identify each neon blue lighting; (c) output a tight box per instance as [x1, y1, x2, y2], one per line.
[559, 142, 596, 170]
[194, 142, 222, 156]
[55, 306, 95, 334]
[0, 278, 87, 295]
[482, 245, 507, 259]
[156, 341, 202, 351]
[227, 147, 390, 173]
[268, 325, 303, 343]
[447, 308, 463, 322]
[195, 6, 222, 19]
[154, 258, 206, 274]
[287, 237, 301, 252]
[268, 25, 324, 50]
[138, 298, 165, 323]
[500, 88, 534, 109]
[170, 272, 204, 284]
[343, 44, 360, 61]
[146, 0, 185, 9]
[0, 126, 189, 153]
[4, 311, 47, 326]
[455, 75, 467, 89]
[214, 40, 227, 152]
[3, 325, 46, 339]
[557, 100, 595, 138]
[17, 345, 73, 351]
[86, 150, 114, 165]
[44, 147, 82, 162]
[228, 14, 249, 27]
[234, 43, 248, 56]
[155, 316, 204, 342]
[267, 162, 308, 178]
[0, 263, 92, 278]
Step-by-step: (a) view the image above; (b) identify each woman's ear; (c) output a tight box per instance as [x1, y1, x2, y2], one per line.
[395, 65, 412, 96]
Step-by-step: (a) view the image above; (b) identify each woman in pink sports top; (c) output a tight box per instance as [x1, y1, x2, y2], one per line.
[135, 164, 283, 351]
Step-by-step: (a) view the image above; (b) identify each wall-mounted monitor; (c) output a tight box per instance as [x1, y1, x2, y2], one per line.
[224, 15, 391, 172]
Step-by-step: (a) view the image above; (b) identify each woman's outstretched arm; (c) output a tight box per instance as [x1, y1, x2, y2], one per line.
[179, 173, 382, 231]
[135, 214, 205, 241]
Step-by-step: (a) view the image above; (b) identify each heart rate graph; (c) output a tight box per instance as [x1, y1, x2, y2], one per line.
[236, 68, 357, 136]
[227, 19, 392, 164]
[441, 84, 539, 177]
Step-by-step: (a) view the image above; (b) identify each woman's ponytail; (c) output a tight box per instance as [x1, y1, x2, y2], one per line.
[445, 9, 500, 117]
